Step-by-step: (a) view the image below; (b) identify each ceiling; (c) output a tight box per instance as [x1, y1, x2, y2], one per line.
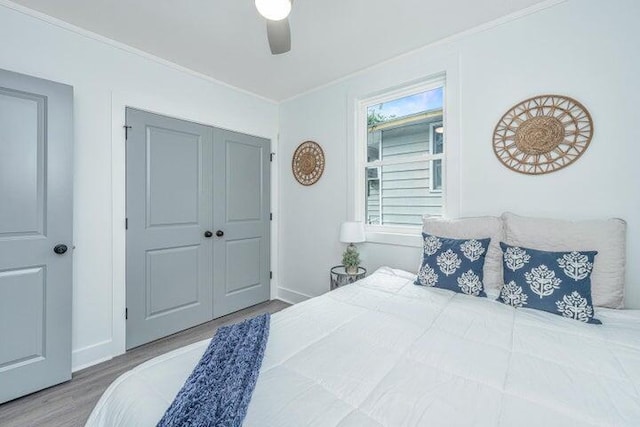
[11, 0, 549, 101]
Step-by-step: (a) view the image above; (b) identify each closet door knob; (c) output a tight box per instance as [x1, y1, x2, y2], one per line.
[216, 230, 224, 237]
[53, 244, 68, 255]
[204, 231, 213, 238]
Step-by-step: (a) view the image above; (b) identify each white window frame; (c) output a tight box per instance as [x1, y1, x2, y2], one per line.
[355, 76, 446, 235]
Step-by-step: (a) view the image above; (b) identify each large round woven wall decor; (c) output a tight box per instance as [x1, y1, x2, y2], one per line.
[292, 140, 325, 186]
[493, 95, 593, 175]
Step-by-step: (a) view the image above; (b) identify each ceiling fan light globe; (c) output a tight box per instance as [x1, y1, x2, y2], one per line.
[255, 0, 291, 21]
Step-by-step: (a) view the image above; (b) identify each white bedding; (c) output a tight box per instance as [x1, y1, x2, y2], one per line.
[86, 267, 640, 426]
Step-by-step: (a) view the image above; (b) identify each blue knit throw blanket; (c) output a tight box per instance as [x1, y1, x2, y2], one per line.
[157, 314, 270, 427]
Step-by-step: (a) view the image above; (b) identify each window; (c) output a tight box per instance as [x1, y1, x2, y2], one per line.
[359, 78, 445, 228]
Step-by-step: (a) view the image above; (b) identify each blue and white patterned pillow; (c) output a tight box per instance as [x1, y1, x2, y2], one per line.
[415, 233, 491, 297]
[499, 242, 600, 324]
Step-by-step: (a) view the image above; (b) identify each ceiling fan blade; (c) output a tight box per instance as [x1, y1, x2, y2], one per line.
[266, 18, 291, 55]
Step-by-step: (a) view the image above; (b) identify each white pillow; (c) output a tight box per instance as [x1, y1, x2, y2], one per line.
[422, 216, 505, 293]
[501, 212, 627, 309]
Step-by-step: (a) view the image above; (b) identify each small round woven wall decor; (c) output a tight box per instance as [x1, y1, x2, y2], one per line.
[493, 94, 593, 175]
[292, 140, 325, 186]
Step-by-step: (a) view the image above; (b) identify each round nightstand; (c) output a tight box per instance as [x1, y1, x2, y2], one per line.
[330, 265, 366, 290]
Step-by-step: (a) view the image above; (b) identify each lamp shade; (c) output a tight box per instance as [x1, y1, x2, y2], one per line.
[339, 221, 366, 243]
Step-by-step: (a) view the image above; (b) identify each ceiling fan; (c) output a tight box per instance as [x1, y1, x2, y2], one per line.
[255, 0, 293, 55]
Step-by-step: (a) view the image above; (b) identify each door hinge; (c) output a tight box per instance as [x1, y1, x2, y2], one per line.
[124, 125, 132, 140]
[270, 213, 273, 221]
[125, 308, 128, 320]
[125, 218, 128, 230]
[270, 271, 273, 280]
[270, 152, 275, 162]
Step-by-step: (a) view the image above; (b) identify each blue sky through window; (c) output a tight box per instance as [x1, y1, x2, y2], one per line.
[368, 87, 443, 122]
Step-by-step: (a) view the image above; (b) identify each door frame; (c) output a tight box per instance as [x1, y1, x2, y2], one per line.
[110, 91, 279, 358]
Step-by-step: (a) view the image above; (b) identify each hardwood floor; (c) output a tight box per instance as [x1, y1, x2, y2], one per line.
[0, 299, 290, 427]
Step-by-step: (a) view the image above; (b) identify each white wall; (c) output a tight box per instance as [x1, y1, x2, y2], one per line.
[2, 0, 638, 372]
[0, 3, 279, 370]
[278, 0, 640, 308]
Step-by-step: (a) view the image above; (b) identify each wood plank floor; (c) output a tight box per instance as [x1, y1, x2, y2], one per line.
[0, 299, 290, 427]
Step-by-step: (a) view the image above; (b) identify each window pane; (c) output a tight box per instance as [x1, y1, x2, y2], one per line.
[366, 162, 443, 226]
[365, 167, 381, 225]
[367, 87, 444, 162]
[432, 159, 442, 191]
[367, 130, 381, 162]
[432, 123, 444, 154]
[363, 83, 445, 228]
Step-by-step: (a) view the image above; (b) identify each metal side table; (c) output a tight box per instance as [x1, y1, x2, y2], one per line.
[330, 265, 366, 290]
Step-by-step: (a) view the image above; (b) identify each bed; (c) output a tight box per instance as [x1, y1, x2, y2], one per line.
[86, 266, 640, 426]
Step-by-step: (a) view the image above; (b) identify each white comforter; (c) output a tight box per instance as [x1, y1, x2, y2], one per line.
[86, 267, 640, 426]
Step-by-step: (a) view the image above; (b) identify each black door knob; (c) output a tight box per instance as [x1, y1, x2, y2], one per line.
[216, 230, 224, 237]
[53, 244, 68, 255]
[204, 231, 213, 238]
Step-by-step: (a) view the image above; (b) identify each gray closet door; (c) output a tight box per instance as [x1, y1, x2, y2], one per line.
[125, 108, 214, 350]
[212, 129, 270, 317]
[0, 69, 73, 403]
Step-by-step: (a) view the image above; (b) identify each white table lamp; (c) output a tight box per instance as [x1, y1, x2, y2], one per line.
[339, 221, 366, 245]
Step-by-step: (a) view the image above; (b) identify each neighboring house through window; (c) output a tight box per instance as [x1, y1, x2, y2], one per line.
[358, 77, 445, 229]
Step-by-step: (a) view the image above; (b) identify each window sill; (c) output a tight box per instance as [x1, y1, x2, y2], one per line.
[365, 230, 422, 248]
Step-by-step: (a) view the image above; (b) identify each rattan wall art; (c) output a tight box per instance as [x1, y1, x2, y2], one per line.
[292, 140, 325, 186]
[493, 95, 593, 175]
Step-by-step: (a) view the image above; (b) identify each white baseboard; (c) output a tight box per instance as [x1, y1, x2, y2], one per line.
[72, 339, 114, 372]
[277, 287, 313, 305]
